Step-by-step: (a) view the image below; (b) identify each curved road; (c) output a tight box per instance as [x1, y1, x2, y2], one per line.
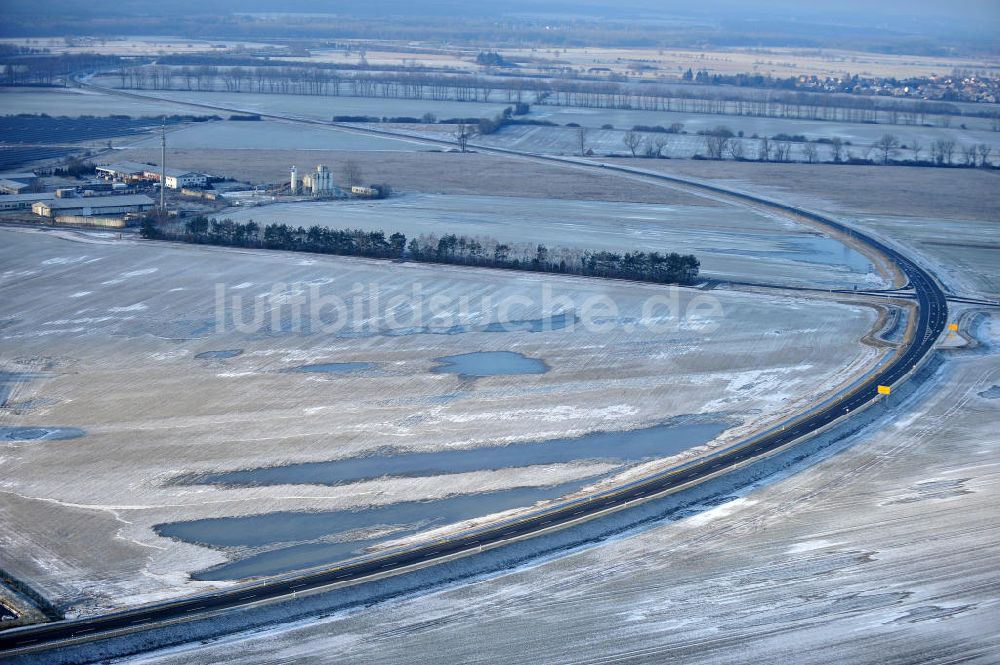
[0, 86, 949, 657]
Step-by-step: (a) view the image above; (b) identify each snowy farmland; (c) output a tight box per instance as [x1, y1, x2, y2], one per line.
[220, 193, 882, 289]
[0, 225, 883, 613]
[0, 87, 187, 119]
[11, 84, 994, 164]
[127, 88, 513, 124]
[128, 309, 1000, 665]
[108, 162, 999, 665]
[128, 120, 429, 152]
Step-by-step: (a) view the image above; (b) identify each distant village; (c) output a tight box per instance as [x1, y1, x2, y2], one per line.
[680, 70, 1000, 105]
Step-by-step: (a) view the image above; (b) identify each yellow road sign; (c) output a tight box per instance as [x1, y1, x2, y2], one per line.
[948, 323, 959, 331]
[877, 385, 891, 395]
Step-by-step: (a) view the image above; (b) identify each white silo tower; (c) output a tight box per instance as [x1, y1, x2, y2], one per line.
[290, 165, 298, 194]
[312, 164, 331, 194]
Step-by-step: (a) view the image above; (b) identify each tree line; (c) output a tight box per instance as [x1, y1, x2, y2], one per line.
[610, 124, 997, 167]
[107, 64, 1000, 130]
[142, 216, 700, 285]
[4, 49, 997, 129]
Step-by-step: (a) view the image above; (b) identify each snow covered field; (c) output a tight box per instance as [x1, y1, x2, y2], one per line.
[126, 89, 512, 125]
[102, 164, 999, 665]
[8, 85, 995, 164]
[379, 117, 1000, 161]
[221, 193, 882, 289]
[0, 87, 188, 119]
[125, 309, 1000, 665]
[0, 225, 882, 613]
[614, 160, 1000, 301]
[128, 120, 427, 152]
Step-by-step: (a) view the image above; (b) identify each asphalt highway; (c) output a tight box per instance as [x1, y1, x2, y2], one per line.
[0, 88, 949, 656]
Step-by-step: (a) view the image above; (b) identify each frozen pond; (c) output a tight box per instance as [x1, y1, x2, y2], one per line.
[194, 349, 243, 360]
[162, 418, 727, 579]
[0, 371, 42, 406]
[222, 194, 880, 288]
[181, 419, 730, 489]
[979, 386, 1000, 399]
[432, 351, 548, 377]
[0, 426, 85, 441]
[158, 480, 593, 581]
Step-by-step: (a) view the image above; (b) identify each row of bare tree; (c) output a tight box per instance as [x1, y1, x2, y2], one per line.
[610, 126, 995, 166]
[111, 64, 1000, 130]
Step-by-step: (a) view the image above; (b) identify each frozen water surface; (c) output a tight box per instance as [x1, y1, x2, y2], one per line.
[194, 349, 244, 360]
[0, 426, 85, 441]
[431, 351, 548, 377]
[162, 419, 727, 579]
[182, 420, 731, 488]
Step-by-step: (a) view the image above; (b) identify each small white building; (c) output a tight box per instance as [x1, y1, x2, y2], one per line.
[32, 194, 155, 218]
[351, 185, 379, 198]
[164, 169, 207, 190]
[142, 167, 207, 190]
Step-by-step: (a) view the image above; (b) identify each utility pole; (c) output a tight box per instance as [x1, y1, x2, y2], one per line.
[160, 119, 166, 215]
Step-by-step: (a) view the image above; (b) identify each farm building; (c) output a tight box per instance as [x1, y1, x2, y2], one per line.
[0, 192, 56, 210]
[97, 163, 208, 189]
[351, 185, 380, 198]
[32, 194, 154, 218]
[0, 178, 31, 195]
[163, 169, 207, 190]
[0, 172, 38, 194]
[96, 162, 151, 183]
[141, 166, 207, 189]
[0, 172, 38, 183]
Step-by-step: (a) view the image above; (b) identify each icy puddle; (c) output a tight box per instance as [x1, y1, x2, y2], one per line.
[158, 479, 592, 581]
[0, 371, 43, 406]
[978, 385, 1000, 399]
[194, 349, 244, 360]
[182, 420, 729, 488]
[164, 419, 729, 579]
[0, 426, 85, 441]
[432, 351, 548, 377]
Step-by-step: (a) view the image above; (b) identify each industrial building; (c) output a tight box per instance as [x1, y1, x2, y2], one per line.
[32, 194, 155, 218]
[0, 172, 38, 194]
[0, 171, 38, 182]
[351, 185, 380, 198]
[0, 179, 31, 195]
[0, 192, 56, 210]
[146, 167, 207, 190]
[96, 163, 208, 189]
[95, 162, 150, 183]
[291, 164, 334, 195]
